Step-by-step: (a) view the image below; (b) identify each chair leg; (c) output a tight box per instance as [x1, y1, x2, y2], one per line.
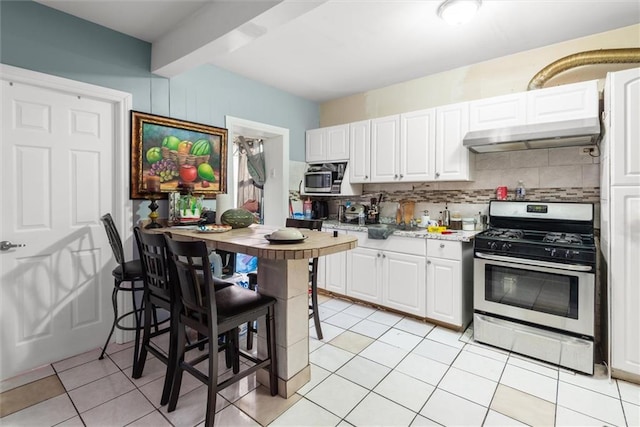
[168, 323, 187, 412]
[310, 282, 323, 340]
[160, 303, 180, 406]
[246, 321, 254, 350]
[204, 327, 219, 427]
[266, 306, 278, 396]
[130, 281, 144, 377]
[132, 290, 152, 379]
[99, 284, 119, 360]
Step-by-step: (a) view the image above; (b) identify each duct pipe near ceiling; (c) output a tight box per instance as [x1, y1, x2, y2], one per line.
[527, 48, 640, 90]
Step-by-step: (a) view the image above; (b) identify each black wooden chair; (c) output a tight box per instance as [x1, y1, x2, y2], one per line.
[98, 214, 146, 368]
[131, 227, 174, 404]
[285, 218, 324, 340]
[164, 235, 278, 426]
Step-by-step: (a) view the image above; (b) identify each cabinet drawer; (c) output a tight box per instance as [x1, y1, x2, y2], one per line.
[427, 239, 461, 260]
[353, 232, 426, 256]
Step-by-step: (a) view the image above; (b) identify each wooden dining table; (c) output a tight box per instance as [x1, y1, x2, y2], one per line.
[159, 223, 358, 397]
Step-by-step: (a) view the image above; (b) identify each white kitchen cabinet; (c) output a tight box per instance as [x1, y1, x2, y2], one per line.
[370, 115, 401, 182]
[435, 102, 474, 181]
[349, 120, 371, 183]
[469, 93, 527, 131]
[401, 108, 436, 182]
[602, 67, 640, 381]
[426, 239, 473, 328]
[306, 124, 349, 163]
[527, 80, 599, 124]
[366, 109, 436, 183]
[347, 232, 426, 315]
[317, 228, 348, 294]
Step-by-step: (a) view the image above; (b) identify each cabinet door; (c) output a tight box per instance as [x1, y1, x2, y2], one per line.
[469, 93, 526, 131]
[370, 115, 400, 182]
[426, 256, 462, 326]
[401, 109, 436, 182]
[527, 80, 599, 124]
[382, 251, 426, 317]
[347, 247, 381, 304]
[325, 124, 349, 161]
[435, 102, 473, 181]
[306, 128, 326, 163]
[610, 186, 640, 375]
[325, 251, 347, 295]
[609, 68, 640, 187]
[349, 120, 371, 183]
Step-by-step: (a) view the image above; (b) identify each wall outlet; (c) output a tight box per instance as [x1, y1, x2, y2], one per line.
[581, 147, 594, 154]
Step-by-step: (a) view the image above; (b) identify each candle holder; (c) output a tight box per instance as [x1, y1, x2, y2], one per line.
[145, 192, 163, 229]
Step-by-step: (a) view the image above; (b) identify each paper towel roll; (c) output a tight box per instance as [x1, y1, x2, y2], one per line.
[215, 194, 232, 224]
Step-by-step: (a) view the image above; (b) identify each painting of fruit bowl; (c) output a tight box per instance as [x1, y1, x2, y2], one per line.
[130, 110, 227, 199]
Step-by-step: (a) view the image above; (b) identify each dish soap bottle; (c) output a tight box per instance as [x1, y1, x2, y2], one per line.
[515, 180, 526, 200]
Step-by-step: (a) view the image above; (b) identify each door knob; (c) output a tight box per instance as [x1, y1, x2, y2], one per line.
[1, 241, 26, 251]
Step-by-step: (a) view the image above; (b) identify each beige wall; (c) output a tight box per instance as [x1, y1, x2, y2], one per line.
[320, 24, 640, 126]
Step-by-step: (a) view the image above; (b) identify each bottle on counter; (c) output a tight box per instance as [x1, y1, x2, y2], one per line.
[358, 211, 366, 226]
[443, 205, 451, 227]
[303, 197, 312, 219]
[515, 180, 526, 200]
[475, 211, 483, 231]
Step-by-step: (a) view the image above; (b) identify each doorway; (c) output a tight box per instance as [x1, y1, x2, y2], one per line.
[225, 116, 289, 227]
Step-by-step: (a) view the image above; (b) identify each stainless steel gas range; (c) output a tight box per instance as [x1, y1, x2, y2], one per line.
[473, 200, 596, 374]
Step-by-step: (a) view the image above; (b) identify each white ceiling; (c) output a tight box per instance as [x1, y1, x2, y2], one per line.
[35, 0, 640, 102]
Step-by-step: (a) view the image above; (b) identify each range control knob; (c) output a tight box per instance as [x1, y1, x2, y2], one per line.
[488, 241, 498, 250]
[550, 248, 557, 257]
[565, 250, 574, 259]
[501, 243, 511, 252]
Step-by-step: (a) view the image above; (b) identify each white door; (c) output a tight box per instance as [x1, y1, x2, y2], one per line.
[426, 257, 461, 325]
[370, 115, 400, 183]
[382, 251, 426, 317]
[1, 77, 116, 380]
[347, 247, 381, 304]
[349, 120, 370, 183]
[401, 108, 436, 182]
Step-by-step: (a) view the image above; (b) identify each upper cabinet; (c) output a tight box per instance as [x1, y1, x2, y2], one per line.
[469, 80, 599, 132]
[349, 120, 371, 183]
[306, 124, 349, 163]
[351, 108, 441, 183]
[435, 102, 474, 181]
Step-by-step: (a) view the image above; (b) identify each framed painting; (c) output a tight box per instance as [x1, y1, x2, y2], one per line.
[130, 110, 228, 199]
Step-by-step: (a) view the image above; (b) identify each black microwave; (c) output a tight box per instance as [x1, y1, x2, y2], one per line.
[304, 170, 335, 193]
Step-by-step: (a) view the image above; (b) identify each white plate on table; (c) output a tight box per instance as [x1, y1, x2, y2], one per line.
[264, 234, 308, 244]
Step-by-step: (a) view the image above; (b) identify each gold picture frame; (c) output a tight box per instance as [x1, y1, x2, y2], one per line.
[130, 110, 227, 199]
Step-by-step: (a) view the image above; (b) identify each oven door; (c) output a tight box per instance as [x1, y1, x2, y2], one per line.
[473, 252, 594, 337]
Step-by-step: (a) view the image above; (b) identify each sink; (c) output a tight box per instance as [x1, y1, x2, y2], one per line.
[366, 224, 397, 239]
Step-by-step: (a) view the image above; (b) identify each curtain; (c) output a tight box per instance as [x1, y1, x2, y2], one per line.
[236, 138, 263, 214]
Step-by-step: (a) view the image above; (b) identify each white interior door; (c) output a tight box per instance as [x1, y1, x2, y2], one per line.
[0, 75, 118, 380]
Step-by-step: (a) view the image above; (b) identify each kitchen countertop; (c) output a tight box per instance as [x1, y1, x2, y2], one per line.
[321, 220, 481, 242]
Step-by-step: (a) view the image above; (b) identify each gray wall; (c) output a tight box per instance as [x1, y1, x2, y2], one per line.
[0, 0, 319, 162]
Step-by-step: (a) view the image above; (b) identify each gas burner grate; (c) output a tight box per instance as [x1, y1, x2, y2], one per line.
[542, 232, 583, 245]
[484, 228, 524, 239]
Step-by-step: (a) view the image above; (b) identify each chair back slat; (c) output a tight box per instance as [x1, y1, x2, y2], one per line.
[164, 236, 217, 325]
[101, 213, 125, 266]
[134, 227, 172, 299]
[285, 218, 323, 231]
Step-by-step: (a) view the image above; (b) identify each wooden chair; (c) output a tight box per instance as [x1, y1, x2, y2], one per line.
[164, 235, 278, 426]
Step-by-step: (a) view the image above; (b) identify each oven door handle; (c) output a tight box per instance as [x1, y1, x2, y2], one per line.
[475, 252, 593, 272]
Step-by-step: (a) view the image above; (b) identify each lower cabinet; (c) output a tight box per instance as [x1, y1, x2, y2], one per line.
[426, 240, 473, 328]
[317, 227, 347, 294]
[347, 232, 426, 317]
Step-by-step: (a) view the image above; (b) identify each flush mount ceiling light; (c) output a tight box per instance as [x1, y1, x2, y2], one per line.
[437, 0, 482, 26]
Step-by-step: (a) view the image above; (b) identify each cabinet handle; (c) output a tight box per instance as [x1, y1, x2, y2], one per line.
[399, 174, 403, 179]
[440, 243, 445, 248]
[377, 252, 381, 258]
[382, 254, 386, 258]
[427, 260, 431, 265]
[365, 175, 368, 179]
[435, 172, 440, 178]
[394, 174, 398, 179]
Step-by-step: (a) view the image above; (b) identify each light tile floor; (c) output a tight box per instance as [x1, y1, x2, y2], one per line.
[2, 294, 639, 426]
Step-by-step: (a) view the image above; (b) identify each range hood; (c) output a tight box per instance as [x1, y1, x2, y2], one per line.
[463, 117, 601, 153]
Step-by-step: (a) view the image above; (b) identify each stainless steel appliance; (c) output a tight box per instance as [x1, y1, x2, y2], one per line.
[473, 200, 596, 374]
[304, 162, 347, 194]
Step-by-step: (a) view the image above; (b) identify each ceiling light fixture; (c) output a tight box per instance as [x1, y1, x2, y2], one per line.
[437, 0, 481, 26]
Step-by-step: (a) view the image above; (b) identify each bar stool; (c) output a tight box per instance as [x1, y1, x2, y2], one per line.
[164, 235, 278, 426]
[98, 214, 146, 369]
